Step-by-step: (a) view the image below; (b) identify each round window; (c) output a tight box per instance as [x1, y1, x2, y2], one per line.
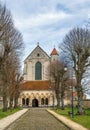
[37, 53, 40, 57]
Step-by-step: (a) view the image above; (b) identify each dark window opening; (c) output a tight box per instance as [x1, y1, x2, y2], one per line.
[37, 53, 40, 57]
[41, 98, 44, 105]
[26, 98, 29, 106]
[45, 98, 48, 105]
[22, 98, 25, 105]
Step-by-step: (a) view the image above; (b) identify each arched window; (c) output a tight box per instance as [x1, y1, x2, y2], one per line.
[22, 98, 25, 105]
[45, 98, 48, 105]
[26, 98, 29, 106]
[41, 98, 44, 105]
[35, 61, 42, 80]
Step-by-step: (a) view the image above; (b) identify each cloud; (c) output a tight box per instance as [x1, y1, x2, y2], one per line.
[3, 0, 90, 60]
[14, 11, 69, 31]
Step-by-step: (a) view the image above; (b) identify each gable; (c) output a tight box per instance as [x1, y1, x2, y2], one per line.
[25, 45, 50, 62]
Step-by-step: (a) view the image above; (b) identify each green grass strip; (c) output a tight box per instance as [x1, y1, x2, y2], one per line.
[53, 107, 90, 130]
[0, 107, 22, 119]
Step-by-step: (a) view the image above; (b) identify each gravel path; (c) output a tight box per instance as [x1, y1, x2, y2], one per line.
[6, 108, 70, 130]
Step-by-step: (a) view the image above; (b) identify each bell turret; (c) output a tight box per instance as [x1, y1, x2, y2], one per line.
[50, 47, 59, 62]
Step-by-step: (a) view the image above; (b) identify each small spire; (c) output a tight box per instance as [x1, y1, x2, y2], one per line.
[37, 42, 39, 46]
[50, 48, 59, 55]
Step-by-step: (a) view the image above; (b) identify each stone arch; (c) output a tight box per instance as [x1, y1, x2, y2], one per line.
[41, 93, 46, 98]
[31, 93, 34, 98]
[21, 93, 25, 98]
[46, 93, 48, 96]
[26, 93, 29, 98]
[36, 93, 39, 99]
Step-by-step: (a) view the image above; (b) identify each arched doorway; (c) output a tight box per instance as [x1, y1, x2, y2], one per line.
[32, 99, 38, 107]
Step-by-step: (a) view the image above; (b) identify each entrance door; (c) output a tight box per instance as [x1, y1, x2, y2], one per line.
[32, 99, 38, 107]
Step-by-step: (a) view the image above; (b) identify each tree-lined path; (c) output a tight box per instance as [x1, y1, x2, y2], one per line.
[6, 108, 70, 130]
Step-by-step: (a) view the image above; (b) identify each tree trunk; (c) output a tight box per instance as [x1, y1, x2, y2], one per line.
[57, 98, 61, 108]
[61, 86, 65, 110]
[61, 97, 65, 110]
[77, 90, 85, 114]
[56, 92, 61, 108]
[76, 79, 85, 114]
[3, 94, 8, 112]
[14, 84, 19, 108]
[14, 95, 18, 108]
[9, 97, 13, 110]
[55, 80, 61, 109]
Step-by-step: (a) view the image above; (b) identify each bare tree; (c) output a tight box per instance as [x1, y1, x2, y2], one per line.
[0, 4, 24, 111]
[49, 60, 68, 109]
[61, 27, 90, 114]
[14, 73, 23, 108]
[7, 54, 20, 109]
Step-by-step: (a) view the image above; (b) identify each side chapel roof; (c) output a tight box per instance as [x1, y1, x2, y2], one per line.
[21, 81, 55, 91]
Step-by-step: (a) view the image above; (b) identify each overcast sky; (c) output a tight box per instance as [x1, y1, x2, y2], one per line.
[1, 0, 90, 59]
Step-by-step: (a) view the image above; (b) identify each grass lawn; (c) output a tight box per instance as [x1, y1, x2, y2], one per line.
[53, 107, 90, 130]
[0, 107, 22, 119]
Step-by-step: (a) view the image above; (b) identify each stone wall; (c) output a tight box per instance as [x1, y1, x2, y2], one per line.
[74, 99, 90, 108]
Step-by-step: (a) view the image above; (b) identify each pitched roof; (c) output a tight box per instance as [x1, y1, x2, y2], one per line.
[21, 81, 54, 91]
[50, 48, 59, 55]
[24, 44, 50, 62]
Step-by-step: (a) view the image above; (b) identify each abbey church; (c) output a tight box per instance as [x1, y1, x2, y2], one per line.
[18, 43, 59, 107]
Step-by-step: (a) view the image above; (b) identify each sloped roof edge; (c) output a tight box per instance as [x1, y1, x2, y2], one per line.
[24, 44, 50, 62]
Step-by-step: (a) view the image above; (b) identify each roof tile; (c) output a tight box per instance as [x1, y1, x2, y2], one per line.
[51, 48, 58, 55]
[21, 81, 54, 90]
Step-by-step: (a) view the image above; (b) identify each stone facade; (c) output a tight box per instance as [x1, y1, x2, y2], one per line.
[23, 44, 51, 81]
[18, 43, 88, 108]
[19, 44, 59, 107]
